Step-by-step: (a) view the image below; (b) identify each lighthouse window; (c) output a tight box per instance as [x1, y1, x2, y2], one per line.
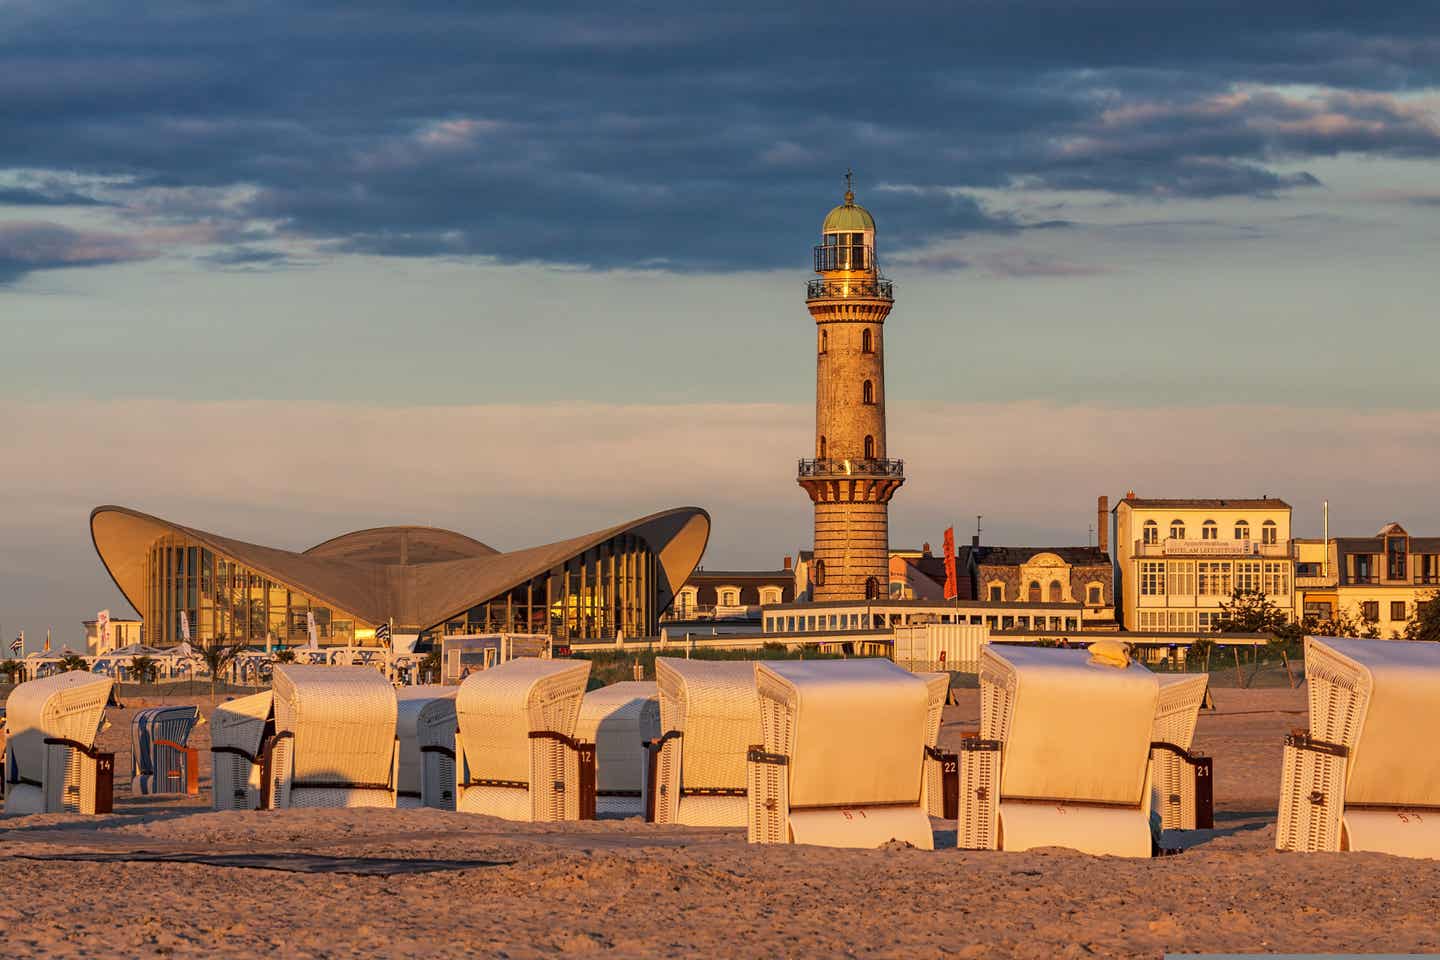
[864, 435, 874, 459]
[862, 380, 874, 405]
[819, 329, 828, 354]
[861, 329, 873, 353]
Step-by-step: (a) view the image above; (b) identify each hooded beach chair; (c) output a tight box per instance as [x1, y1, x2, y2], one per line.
[131, 705, 202, 796]
[267, 665, 399, 809]
[454, 657, 593, 821]
[576, 681, 660, 818]
[3, 672, 115, 815]
[957, 643, 1160, 857]
[1150, 673, 1213, 831]
[1276, 636, 1440, 858]
[747, 659, 941, 848]
[648, 658, 761, 827]
[209, 691, 274, 810]
[918, 671, 959, 819]
[395, 685, 457, 810]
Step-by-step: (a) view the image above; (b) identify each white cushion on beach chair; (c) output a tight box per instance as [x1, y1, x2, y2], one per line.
[749, 659, 933, 849]
[4, 672, 113, 815]
[963, 645, 1158, 857]
[1278, 636, 1440, 858]
[576, 681, 659, 818]
[270, 665, 398, 809]
[210, 691, 274, 811]
[652, 658, 760, 827]
[454, 657, 591, 821]
[395, 686, 457, 810]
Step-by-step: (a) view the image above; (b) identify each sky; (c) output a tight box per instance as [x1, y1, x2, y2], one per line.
[2, 2, 1440, 645]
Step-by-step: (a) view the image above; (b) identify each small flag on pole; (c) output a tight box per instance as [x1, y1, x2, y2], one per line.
[375, 622, 391, 644]
[41, 627, 49, 653]
[306, 610, 318, 649]
[9, 636, 21, 655]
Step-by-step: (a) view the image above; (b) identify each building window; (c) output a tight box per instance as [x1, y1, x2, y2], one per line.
[863, 435, 875, 459]
[812, 558, 826, 587]
[718, 588, 740, 606]
[1140, 561, 1166, 596]
[1028, 581, 1041, 603]
[759, 587, 782, 606]
[1086, 584, 1102, 605]
[819, 329, 828, 354]
[1263, 562, 1290, 596]
[865, 576, 881, 600]
[1198, 611, 1218, 632]
[1234, 520, 1250, 541]
[1048, 581, 1063, 603]
[1391, 600, 1409, 621]
[862, 380, 875, 405]
[1143, 520, 1159, 545]
[1170, 520, 1186, 540]
[1304, 601, 1333, 622]
[819, 436, 826, 459]
[1387, 535, 1408, 580]
[1202, 520, 1218, 541]
[988, 584, 1003, 602]
[1167, 561, 1196, 596]
[1354, 554, 1375, 584]
[1361, 601, 1380, 622]
[862, 328, 874, 353]
[1198, 561, 1232, 596]
[1261, 520, 1277, 545]
[1235, 560, 1262, 593]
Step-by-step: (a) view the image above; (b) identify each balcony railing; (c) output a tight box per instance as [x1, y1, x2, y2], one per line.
[1131, 539, 1293, 558]
[806, 277, 894, 301]
[797, 457, 904, 479]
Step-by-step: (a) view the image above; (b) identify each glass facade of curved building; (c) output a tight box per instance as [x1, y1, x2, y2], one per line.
[144, 533, 372, 647]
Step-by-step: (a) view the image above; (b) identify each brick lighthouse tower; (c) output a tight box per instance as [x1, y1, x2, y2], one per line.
[798, 173, 903, 602]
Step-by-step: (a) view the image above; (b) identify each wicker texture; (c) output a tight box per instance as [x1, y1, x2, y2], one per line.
[270, 665, 398, 809]
[918, 672, 951, 818]
[4, 672, 112, 815]
[654, 658, 760, 827]
[210, 692, 273, 811]
[454, 657, 590, 821]
[1150, 673, 1209, 830]
[131, 706, 200, 796]
[576, 681, 659, 818]
[395, 686, 457, 810]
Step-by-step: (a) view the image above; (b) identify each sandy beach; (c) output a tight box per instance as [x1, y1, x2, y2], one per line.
[2, 685, 1437, 959]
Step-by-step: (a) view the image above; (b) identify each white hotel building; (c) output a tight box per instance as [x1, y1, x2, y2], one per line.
[1113, 495, 1295, 633]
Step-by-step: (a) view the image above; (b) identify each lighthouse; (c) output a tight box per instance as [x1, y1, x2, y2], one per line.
[797, 174, 903, 602]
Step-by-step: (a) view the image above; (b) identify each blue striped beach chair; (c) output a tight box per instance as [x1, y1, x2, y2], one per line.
[131, 705, 201, 796]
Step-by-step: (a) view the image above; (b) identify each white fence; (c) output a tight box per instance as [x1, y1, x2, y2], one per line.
[893, 623, 989, 672]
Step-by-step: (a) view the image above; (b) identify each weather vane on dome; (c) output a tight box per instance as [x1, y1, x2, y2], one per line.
[844, 168, 854, 205]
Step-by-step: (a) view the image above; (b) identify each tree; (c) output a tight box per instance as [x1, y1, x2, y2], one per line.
[1213, 590, 1303, 644]
[273, 648, 297, 664]
[58, 654, 91, 673]
[197, 634, 249, 700]
[1404, 591, 1440, 643]
[1311, 605, 1381, 640]
[420, 648, 441, 684]
[0, 659, 23, 686]
[129, 655, 159, 684]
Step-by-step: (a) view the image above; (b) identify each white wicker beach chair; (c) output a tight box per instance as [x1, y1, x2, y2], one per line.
[957, 645, 1159, 857]
[3, 672, 115, 815]
[1150, 673, 1212, 831]
[268, 665, 399, 809]
[210, 691, 275, 811]
[1276, 636, 1440, 858]
[748, 659, 937, 848]
[576, 681, 660, 818]
[648, 658, 761, 827]
[917, 671, 958, 820]
[132, 705, 202, 796]
[395, 686, 457, 810]
[454, 657, 593, 821]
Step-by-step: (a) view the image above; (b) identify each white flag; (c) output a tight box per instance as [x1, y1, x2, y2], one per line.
[179, 610, 191, 644]
[306, 611, 318, 649]
[97, 609, 111, 650]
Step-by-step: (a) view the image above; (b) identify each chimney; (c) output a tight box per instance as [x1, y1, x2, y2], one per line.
[922, 542, 932, 556]
[971, 534, 980, 548]
[1097, 495, 1109, 554]
[783, 555, 792, 571]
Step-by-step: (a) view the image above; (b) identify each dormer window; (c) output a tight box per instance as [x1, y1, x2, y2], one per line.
[1387, 534, 1408, 580]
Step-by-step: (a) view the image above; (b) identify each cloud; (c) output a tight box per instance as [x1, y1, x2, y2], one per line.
[0, 220, 152, 283]
[1, 3, 1439, 273]
[4, 396, 1439, 637]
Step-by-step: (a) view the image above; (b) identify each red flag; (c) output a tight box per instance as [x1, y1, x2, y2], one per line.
[942, 526, 958, 601]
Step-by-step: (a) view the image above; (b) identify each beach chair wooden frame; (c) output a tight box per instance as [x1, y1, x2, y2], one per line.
[453, 658, 594, 821]
[1276, 636, 1440, 858]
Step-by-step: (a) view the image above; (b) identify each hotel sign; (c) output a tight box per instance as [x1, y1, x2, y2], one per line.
[1164, 538, 1255, 557]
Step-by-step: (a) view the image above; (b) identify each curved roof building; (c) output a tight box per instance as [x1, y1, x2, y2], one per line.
[91, 505, 710, 648]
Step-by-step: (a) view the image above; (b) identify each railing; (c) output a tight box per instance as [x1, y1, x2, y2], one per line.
[814, 242, 873, 273]
[797, 457, 904, 478]
[806, 277, 893, 301]
[1131, 539, 1293, 558]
